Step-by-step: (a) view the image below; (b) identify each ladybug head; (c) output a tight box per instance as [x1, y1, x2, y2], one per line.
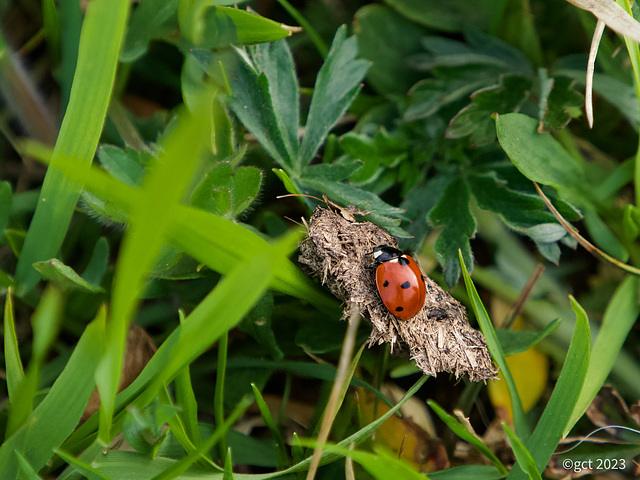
[371, 245, 403, 264]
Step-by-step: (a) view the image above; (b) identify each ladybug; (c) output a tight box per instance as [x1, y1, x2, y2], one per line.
[371, 245, 427, 320]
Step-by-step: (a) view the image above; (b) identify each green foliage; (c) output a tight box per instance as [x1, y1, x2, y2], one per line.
[32, 258, 105, 293]
[14, 0, 130, 295]
[1, 0, 640, 478]
[428, 399, 508, 475]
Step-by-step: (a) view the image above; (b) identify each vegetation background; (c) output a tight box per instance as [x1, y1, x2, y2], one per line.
[0, 0, 639, 478]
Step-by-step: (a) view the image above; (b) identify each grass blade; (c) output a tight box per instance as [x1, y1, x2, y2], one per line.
[55, 449, 111, 480]
[568, 275, 640, 432]
[150, 395, 254, 480]
[15, 0, 130, 295]
[0, 307, 106, 478]
[251, 384, 290, 468]
[14, 450, 42, 480]
[3, 287, 23, 399]
[95, 101, 209, 443]
[458, 251, 529, 439]
[508, 297, 591, 479]
[7, 285, 65, 436]
[174, 315, 202, 448]
[428, 400, 508, 476]
[502, 423, 542, 480]
[214, 331, 229, 459]
[298, 443, 425, 480]
[22, 140, 336, 313]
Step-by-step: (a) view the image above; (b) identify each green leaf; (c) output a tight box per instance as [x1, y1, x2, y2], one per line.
[14, 0, 130, 295]
[25, 139, 333, 312]
[302, 443, 425, 480]
[191, 162, 262, 219]
[272, 168, 301, 196]
[85, 376, 428, 479]
[354, 5, 427, 95]
[174, 365, 202, 449]
[15, 450, 43, 480]
[56, 448, 111, 480]
[215, 47, 293, 168]
[63, 249, 280, 468]
[82, 237, 110, 287]
[459, 251, 529, 439]
[207, 6, 293, 47]
[468, 174, 573, 260]
[404, 66, 494, 121]
[4, 288, 24, 400]
[302, 157, 364, 183]
[251, 40, 300, 161]
[121, 0, 179, 62]
[0, 308, 106, 477]
[0, 180, 12, 237]
[97, 145, 150, 186]
[339, 131, 407, 183]
[428, 400, 508, 475]
[385, 0, 502, 32]
[7, 286, 65, 436]
[223, 448, 233, 480]
[428, 465, 505, 480]
[538, 75, 583, 131]
[123, 400, 180, 454]
[509, 297, 590, 479]
[299, 25, 370, 166]
[416, 32, 532, 74]
[33, 258, 105, 293]
[30, 286, 65, 364]
[95, 99, 211, 441]
[447, 75, 532, 145]
[502, 423, 542, 480]
[496, 319, 561, 357]
[429, 179, 476, 286]
[5, 228, 26, 257]
[622, 204, 640, 241]
[42, 0, 60, 65]
[554, 63, 639, 129]
[495, 113, 588, 205]
[299, 176, 409, 238]
[251, 384, 289, 469]
[470, 171, 578, 228]
[568, 276, 640, 432]
[147, 395, 254, 480]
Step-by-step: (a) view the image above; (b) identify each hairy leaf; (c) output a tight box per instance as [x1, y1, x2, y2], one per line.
[429, 179, 476, 286]
[299, 25, 370, 166]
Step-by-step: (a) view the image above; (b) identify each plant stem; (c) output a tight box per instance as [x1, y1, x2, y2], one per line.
[277, 0, 328, 58]
[214, 331, 229, 460]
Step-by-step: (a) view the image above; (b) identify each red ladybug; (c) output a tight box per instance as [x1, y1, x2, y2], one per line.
[371, 245, 427, 320]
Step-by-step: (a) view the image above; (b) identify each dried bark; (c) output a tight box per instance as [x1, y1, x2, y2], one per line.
[299, 204, 498, 382]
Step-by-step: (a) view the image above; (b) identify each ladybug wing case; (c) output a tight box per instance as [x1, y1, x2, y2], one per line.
[375, 257, 426, 320]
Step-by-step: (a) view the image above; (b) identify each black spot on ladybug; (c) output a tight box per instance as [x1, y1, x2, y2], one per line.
[400, 281, 411, 289]
[398, 256, 410, 266]
[383, 280, 389, 287]
[395, 306, 404, 312]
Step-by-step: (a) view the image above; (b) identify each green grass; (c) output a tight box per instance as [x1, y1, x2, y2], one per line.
[1, 1, 640, 479]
